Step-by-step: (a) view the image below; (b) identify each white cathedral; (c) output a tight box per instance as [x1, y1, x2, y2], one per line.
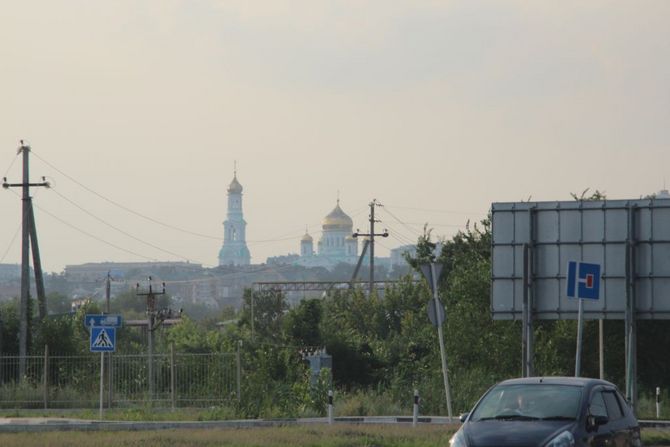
[295, 199, 361, 269]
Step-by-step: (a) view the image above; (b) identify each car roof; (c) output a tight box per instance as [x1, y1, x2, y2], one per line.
[497, 376, 616, 389]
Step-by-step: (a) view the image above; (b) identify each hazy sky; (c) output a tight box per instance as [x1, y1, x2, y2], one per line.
[1, 1, 669, 273]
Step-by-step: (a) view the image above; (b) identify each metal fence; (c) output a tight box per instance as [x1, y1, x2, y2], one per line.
[0, 347, 240, 409]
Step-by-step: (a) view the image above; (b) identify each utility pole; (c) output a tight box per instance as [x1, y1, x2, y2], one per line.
[136, 277, 166, 401]
[352, 199, 388, 295]
[105, 272, 112, 313]
[2, 141, 49, 378]
[136, 278, 180, 402]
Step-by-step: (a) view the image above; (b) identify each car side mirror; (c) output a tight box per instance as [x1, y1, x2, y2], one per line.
[459, 413, 469, 423]
[588, 414, 609, 429]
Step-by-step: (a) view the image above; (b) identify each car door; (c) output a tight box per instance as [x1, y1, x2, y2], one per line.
[613, 390, 642, 447]
[601, 388, 630, 447]
[587, 389, 614, 447]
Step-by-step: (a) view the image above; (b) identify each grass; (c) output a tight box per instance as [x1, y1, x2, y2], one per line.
[0, 425, 454, 447]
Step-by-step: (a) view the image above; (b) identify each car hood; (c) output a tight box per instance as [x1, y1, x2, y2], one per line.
[463, 420, 574, 447]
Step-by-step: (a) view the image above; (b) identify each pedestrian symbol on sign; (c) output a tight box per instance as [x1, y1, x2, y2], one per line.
[93, 329, 113, 348]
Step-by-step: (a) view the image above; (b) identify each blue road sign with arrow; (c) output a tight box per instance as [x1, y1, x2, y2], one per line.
[84, 314, 123, 328]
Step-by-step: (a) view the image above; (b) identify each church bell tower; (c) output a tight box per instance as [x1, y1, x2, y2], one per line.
[218, 169, 251, 266]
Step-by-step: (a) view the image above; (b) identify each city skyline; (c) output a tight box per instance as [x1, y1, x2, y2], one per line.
[1, 1, 669, 273]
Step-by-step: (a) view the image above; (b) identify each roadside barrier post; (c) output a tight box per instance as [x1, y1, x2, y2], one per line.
[657, 387, 661, 419]
[413, 389, 419, 427]
[328, 390, 334, 424]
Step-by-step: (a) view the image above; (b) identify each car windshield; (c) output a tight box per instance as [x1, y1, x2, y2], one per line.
[470, 384, 583, 422]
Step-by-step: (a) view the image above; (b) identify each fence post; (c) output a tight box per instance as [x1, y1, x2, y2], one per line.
[412, 389, 419, 427]
[43, 344, 48, 409]
[328, 390, 334, 424]
[236, 340, 242, 402]
[170, 342, 176, 411]
[108, 353, 113, 409]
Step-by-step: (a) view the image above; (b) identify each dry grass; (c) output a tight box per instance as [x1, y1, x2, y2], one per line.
[0, 424, 455, 447]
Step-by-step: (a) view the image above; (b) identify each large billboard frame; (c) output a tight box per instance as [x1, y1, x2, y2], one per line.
[491, 198, 670, 404]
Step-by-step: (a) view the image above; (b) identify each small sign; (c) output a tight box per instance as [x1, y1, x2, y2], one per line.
[90, 327, 116, 352]
[427, 298, 446, 327]
[420, 263, 443, 295]
[85, 314, 123, 328]
[567, 261, 601, 300]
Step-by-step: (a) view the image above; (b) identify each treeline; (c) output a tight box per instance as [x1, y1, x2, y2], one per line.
[1, 218, 670, 416]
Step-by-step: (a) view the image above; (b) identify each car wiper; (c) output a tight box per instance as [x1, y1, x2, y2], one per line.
[541, 416, 576, 421]
[477, 415, 541, 421]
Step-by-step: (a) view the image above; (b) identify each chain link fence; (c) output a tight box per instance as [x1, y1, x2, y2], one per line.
[0, 346, 240, 409]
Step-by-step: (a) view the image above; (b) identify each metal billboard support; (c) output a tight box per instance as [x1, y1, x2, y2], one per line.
[522, 243, 534, 377]
[625, 204, 638, 406]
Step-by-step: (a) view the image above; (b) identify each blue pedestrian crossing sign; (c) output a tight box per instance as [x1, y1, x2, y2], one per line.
[90, 327, 116, 352]
[567, 261, 601, 300]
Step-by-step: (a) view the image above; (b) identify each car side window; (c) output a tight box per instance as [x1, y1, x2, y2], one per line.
[603, 391, 624, 420]
[590, 391, 608, 418]
[615, 390, 632, 414]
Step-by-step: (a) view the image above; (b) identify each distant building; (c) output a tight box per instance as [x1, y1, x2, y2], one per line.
[390, 245, 417, 268]
[218, 171, 251, 266]
[0, 263, 21, 281]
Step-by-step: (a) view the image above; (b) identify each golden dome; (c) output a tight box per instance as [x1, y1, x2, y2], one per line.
[322, 201, 353, 230]
[301, 232, 313, 242]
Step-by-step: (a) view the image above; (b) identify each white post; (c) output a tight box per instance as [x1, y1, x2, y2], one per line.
[657, 387, 661, 419]
[99, 352, 104, 420]
[432, 264, 453, 420]
[328, 390, 334, 424]
[575, 298, 584, 377]
[412, 389, 419, 427]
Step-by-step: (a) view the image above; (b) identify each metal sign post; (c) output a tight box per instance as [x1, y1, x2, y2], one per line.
[420, 263, 453, 420]
[567, 261, 601, 377]
[99, 352, 104, 420]
[87, 314, 121, 419]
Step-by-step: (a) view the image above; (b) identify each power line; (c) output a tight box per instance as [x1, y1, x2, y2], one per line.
[383, 204, 487, 215]
[2, 151, 19, 177]
[31, 150, 224, 241]
[48, 187, 203, 265]
[379, 206, 424, 239]
[32, 201, 159, 262]
[0, 223, 21, 264]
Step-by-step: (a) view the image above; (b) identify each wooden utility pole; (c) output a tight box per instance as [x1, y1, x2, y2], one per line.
[352, 199, 388, 295]
[2, 142, 49, 377]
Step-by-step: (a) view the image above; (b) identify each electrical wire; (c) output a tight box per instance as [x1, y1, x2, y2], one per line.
[0, 223, 21, 263]
[2, 151, 19, 177]
[2, 185, 45, 263]
[48, 186, 203, 264]
[31, 150, 223, 241]
[383, 204, 487, 215]
[32, 201, 159, 262]
[379, 206, 424, 239]
[382, 223, 417, 246]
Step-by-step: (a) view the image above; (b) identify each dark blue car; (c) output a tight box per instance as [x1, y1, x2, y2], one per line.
[450, 377, 641, 447]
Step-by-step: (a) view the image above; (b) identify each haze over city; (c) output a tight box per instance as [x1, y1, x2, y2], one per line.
[1, 1, 669, 273]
